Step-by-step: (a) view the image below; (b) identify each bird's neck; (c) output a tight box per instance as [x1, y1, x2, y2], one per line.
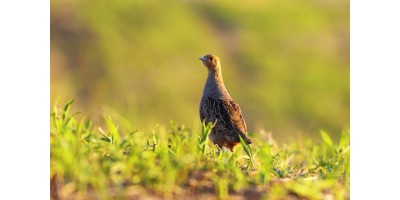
[202, 68, 231, 99]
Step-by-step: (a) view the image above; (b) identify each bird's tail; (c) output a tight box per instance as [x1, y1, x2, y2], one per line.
[239, 132, 253, 144]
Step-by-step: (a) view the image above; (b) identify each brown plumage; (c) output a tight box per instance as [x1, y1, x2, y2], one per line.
[199, 54, 253, 151]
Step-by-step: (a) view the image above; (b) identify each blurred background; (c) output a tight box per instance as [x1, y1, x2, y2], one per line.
[51, 0, 349, 142]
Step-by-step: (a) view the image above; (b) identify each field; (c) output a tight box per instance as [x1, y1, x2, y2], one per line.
[50, 100, 349, 199]
[51, 0, 349, 142]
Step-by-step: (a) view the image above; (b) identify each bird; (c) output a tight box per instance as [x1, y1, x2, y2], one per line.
[199, 54, 253, 151]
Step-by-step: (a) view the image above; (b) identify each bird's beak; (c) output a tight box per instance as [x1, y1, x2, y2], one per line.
[199, 56, 205, 61]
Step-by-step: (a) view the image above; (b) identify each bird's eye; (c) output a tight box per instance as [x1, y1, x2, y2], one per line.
[209, 57, 213, 61]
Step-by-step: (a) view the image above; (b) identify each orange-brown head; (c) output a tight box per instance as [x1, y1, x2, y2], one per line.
[199, 54, 221, 71]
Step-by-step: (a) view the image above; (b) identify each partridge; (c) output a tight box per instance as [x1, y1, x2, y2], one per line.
[199, 54, 253, 151]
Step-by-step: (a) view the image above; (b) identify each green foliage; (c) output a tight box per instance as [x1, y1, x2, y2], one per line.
[50, 0, 349, 141]
[51, 101, 350, 199]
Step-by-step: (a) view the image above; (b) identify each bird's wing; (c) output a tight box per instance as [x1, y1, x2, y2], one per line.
[217, 99, 247, 133]
[200, 97, 252, 143]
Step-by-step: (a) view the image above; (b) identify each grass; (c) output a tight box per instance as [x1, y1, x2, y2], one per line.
[50, 100, 349, 199]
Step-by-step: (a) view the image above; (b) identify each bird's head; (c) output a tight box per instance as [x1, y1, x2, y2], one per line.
[199, 54, 221, 71]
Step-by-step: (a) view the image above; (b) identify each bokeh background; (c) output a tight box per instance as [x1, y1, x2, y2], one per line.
[51, 0, 349, 142]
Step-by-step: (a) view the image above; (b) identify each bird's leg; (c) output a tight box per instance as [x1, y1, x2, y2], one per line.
[227, 143, 238, 152]
[215, 148, 220, 156]
[215, 144, 224, 156]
